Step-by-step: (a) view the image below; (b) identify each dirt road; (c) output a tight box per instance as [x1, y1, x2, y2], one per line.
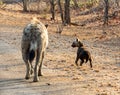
[0, 24, 120, 95]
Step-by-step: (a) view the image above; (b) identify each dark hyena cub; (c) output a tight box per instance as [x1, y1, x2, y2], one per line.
[71, 38, 92, 68]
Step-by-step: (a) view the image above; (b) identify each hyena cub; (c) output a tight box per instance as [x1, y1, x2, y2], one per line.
[71, 38, 92, 68]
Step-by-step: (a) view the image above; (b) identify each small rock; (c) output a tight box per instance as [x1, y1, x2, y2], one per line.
[107, 83, 114, 87]
[46, 83, 51, 86]
[72, 77, 79, 80]
[94, 69, 99, 72]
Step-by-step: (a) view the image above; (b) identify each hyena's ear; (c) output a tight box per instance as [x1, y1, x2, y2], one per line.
[76, 38, 83, 46]
[76, 38, 80, 42]
[45, 24, 48, 28]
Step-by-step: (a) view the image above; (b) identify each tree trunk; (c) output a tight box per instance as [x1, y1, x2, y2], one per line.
[64, 0, 71, 25]
[103, 0, 109, 25]
[22, 0, 28, 12]
[58, 0, 64, 24]
[37, 0, 41, 13]
[50, 0, 55, 20]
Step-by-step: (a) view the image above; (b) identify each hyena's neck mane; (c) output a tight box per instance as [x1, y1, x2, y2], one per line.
[31, 17, 40, 25]
[78, 42, 83, 48]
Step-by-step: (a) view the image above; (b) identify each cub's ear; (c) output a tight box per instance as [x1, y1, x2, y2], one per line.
[76, 38, 80, 42]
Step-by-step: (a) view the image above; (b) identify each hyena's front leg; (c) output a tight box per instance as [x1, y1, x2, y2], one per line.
[80, 58, 84, 66]
[89, 58, 92, 68]
[75, 55, 79, 66]
[38, 51, 44, 76]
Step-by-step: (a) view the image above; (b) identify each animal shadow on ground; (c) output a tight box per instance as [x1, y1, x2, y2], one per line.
[0, 78, 27, 90]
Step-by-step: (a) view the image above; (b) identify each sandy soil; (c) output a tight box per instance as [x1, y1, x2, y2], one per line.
[0, 5, 120, 95]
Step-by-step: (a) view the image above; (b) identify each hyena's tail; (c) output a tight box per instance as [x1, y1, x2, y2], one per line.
[29, 42, 37, 63]
[29, 50, 35, 63]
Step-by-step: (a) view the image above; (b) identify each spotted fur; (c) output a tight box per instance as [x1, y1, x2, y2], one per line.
[21, 18, 48, 82]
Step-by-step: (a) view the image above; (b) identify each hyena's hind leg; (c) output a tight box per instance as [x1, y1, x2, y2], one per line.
[33, 49, 41, 82]
[25, 61, 31, 79]
[85, 57, 89, 63]
[30, 63, 34, 75]
[22, 49, 31, 79]
[38, 51, 45, 76]
[89, 58, 92, 68]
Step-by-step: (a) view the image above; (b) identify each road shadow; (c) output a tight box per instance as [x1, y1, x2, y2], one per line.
[0, 78, 27, 90]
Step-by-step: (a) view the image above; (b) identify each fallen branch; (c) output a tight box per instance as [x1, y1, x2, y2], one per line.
[67, 16, 102, 27]
[79, 15, 102, 25]
[72, 10, 120, 26]
[0, 1, 23, 9]
[78, 5, 104, 15]
[109, 9, 120, 18]
[0, 3, 7, 9]
[13, 1, 23, 8]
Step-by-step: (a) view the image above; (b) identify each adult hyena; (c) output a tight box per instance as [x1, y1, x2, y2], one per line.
[71, 38, 92, 68]
[21, 18, 48, 82]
